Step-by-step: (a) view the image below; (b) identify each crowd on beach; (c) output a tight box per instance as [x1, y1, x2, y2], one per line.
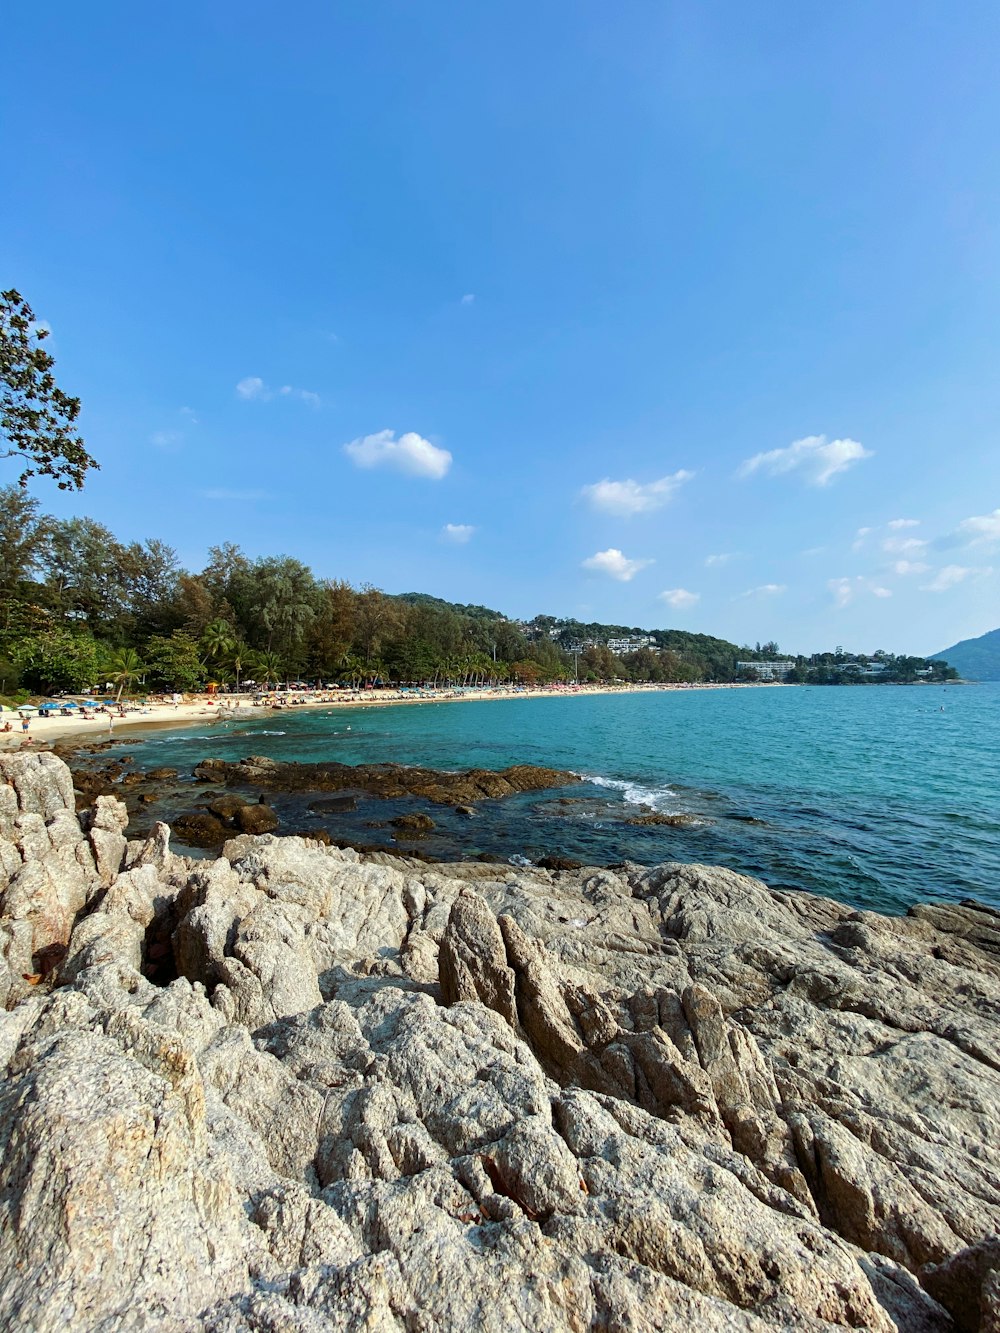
[0, 678, 787, 752]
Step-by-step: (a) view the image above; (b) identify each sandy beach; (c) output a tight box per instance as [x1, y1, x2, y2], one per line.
[1, 680, 788, 752]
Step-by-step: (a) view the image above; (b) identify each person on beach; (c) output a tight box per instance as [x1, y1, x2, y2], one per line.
[21, 717, 29, 736]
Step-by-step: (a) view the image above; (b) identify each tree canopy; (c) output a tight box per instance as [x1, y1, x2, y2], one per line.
[0, 290, 97, 490]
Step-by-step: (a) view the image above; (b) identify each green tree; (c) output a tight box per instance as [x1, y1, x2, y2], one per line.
[252, 650, 284, 689]
[41, 517, 132, 633]
[1, 290, 97, 490]
[14, 628, 99, 694]
[104, 646, 146, 701]
[231, 556, 320, 666]
[145, 632, 203, 691]
[201, 618, 236, 661]
[229, 641, 251, 694]
[0, 485, 50, 605]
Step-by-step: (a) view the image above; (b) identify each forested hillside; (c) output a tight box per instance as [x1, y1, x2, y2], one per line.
[0, 487, 956, 698]
[931, 627, 1000, 680]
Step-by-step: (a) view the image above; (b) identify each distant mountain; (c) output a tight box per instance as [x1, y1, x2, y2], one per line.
[931, 627, 1000, 680]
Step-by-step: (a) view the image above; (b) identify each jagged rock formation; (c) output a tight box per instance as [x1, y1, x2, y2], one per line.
[1, 752, 999, 1330]
[192, 754, 580, 802]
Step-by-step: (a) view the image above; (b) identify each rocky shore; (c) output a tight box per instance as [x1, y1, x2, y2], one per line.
[1, 751, 999, 1330]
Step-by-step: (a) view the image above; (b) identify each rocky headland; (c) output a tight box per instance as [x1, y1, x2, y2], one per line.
[1, 751, 999, 1330]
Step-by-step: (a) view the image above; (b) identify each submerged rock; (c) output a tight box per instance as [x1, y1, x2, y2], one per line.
[391, 812, 436, 834]
[233, 803, 280, 835]
[173, 811, 228, 847]
[193, 755, 580, 804]
[0, 752, 997, 1330]
[626, 812, 703, 827]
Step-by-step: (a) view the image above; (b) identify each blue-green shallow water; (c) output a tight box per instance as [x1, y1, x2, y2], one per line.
[110, 684, 1000, 915]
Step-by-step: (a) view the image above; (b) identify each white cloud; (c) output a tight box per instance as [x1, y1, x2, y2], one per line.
[887, 517, 920, 529]
[704, 552, 734, 567]
[150, 430, 182, 451]
[893, 559, 930, 575]
[957, 508, 1000, 546]
[179, 406, 198, 423]
[581, 548, 653, 582]
[828, 578, 855, 609]
[461, 293, 475, 305]
[828, 575, 894, 608]
[738, 435, 872, 486]
[237, 376, 319, 405]
[801, 546, 826, 557]
[344, 429, 452, 480]
[442, 523, 475, 543]
[278, 385, 321, 406]
[882, 536, 928, 555]
[852, 526, 873, 551]
[920, 564, 993, 593]
[659, 588, 699, 609]
[739, 584, 787, 599]
[581, 470, 694, 517]
[199, 488, 270, 501]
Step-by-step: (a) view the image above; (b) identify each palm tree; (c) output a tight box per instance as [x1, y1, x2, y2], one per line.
[253, 651, 284, 690]
[338, 655, 366, 689]
[229, 641, 251, 695]
[201, 619, 236, 661]
[107, 647, 146, 702]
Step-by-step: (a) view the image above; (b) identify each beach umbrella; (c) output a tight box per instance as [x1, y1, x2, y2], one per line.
[17, 706, 39, 716]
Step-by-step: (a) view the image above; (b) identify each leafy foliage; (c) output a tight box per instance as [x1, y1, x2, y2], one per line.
[0, 290, 98, 490]
[0, 497, 957, 696]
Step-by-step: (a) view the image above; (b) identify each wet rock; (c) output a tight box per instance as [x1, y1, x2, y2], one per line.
[308, 795, 359, 814]
[193, 755, 580, 805]
[537, 854, 584, 871]
[174, 812, 228, 848]
[234, 804, 279, 835]
[207, 794, 249, 821]
[627, 812, 703, 827]
[391, 813, 436, 833]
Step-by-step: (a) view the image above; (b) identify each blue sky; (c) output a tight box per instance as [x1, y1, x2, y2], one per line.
[5, 2, 1000, 655]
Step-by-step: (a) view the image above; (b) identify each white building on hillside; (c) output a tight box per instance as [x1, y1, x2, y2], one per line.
[736, 660, 797, 681]
[607, 636, 654, 655]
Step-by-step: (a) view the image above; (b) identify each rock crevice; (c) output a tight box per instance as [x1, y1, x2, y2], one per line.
[0, 754, 998, 1330]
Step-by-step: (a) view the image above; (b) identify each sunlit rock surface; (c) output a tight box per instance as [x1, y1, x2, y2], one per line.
[1, 752, 998, 1331]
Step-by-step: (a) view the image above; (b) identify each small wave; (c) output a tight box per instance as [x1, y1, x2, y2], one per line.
[580, 773, 681, 812]
[508, 853, 533, 867]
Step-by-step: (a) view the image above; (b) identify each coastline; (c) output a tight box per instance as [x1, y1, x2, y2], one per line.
[4, 679, 791, 752]
[0, 748, 996, 1330]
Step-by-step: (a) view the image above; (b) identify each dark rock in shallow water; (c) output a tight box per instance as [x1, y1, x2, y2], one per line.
[173, 811, 227, 847]
[454, 804, 476, 818]
[207, 794, 249, 820]
[287, 827, 332, 845]
[626, 812, 703, 827]
[192, 755, 580, 804]
[234, 803, 279, 835]
[537, 854, 584, 871]
[391, 813, 436, 833]
[307, 795, 358, 814]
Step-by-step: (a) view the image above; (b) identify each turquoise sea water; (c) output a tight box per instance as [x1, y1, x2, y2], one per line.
[116, 683, 1000, 915]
